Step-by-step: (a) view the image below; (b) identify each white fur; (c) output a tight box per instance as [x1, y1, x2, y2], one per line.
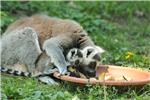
[81, 46, 105, 65]
[67, 48, 83, 65]
[95, 46, 105, 53]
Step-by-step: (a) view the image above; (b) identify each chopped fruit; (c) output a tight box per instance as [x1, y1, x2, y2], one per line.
[104, 75, 114, 81]
[90, 78, 97, 80]
[98, 72, 105, 80]
[98, 72, 132, 81]
[68, 66, 76, 72]
[114, 76, 125, 81]
[98, 73, 114, 81]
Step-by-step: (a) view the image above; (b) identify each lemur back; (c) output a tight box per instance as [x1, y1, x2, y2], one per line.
[5, 15, 84, 46]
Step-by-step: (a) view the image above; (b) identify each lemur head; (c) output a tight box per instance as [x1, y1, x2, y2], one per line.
[66, 48, 83, 66]
[67, 46, 105, 78]
[79, 46, 105, 77]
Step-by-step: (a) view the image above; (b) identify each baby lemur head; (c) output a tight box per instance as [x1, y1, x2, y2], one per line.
[67, 46, 104, 78]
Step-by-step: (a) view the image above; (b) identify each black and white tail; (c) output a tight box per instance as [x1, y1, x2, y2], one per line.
[0, 66, 31, 77]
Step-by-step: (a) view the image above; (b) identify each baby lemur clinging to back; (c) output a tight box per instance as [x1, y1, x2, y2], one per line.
[1, 15, 104, 84]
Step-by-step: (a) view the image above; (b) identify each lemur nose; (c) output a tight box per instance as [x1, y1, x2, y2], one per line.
[75, 59, 80, 65]
[88, 70, 96, 77]
[90, 61, 97, 69]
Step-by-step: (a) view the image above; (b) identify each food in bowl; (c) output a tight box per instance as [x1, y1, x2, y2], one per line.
[67, 66, 87, 78]
[98, 72, 132, 81]
[67, 65, 132, 82]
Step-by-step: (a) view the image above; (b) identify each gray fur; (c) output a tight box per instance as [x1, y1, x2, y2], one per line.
[1, 27, 67, 84]
[43, 34, 73, 74]
[1, 27, 42, 73]
[66, 48, 83, 65]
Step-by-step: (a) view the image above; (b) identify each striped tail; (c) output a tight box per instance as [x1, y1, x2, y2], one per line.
[0, 66, 31, 77]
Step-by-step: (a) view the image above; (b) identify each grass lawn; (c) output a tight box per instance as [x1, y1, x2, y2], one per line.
[1, 1, 150, 100]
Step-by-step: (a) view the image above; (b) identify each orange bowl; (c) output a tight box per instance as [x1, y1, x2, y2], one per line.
[53, 65, 150, 86]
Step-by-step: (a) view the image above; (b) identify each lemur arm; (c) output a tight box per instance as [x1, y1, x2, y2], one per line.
[78, 31, 105, 53]
[77, 31, 95, 49]
[43, 34, 73, 74]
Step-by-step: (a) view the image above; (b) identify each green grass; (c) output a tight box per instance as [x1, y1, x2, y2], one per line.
[1, 1, 150, 100]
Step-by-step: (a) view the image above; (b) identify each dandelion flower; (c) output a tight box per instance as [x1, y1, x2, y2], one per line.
[125, 51, 134, 60]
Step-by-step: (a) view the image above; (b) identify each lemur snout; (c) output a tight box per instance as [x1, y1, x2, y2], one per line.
[87, 70, 96, 77]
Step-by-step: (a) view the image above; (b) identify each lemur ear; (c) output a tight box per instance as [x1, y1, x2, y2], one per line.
[93, 54, 101, 61]
[95, 46, 105, 53]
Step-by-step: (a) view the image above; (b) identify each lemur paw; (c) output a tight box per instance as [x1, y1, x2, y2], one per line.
[38, 76, 59, 85]
[58, 67, 67, 75]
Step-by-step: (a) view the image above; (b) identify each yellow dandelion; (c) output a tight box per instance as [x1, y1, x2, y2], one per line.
[125, 51, 134, 60]
[125, 55, 130, 59]
[127, 52, 134, 56]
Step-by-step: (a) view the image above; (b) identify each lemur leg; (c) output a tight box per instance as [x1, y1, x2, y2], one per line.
[1, 27, 42, 73]
[34, 55, 59, 85]
[43, 35, 73, 74]
[33, 53, 59, 85]
[36, 62, 59, 85]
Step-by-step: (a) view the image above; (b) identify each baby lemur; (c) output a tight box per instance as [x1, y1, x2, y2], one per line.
[1, 15, 104, 84]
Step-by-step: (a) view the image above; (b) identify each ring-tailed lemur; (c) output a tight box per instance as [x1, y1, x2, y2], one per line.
[1, 46, 104, 79]
[1, 15, 105, 84]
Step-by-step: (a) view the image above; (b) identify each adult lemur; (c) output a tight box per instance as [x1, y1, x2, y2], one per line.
[1, 15, 104, 84]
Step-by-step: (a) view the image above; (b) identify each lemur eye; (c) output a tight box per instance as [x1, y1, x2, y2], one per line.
[87, 49, 93, 57]
[71, 50, 75, 56]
